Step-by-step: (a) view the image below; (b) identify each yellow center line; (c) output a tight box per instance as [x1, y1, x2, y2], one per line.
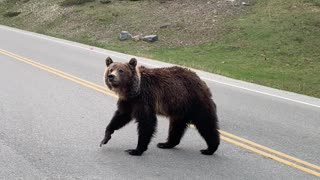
[1, 48, 319, 177]
[0, 49, 117, 98]
[220, 130, 320, 171]
[221, 136, 320, 177]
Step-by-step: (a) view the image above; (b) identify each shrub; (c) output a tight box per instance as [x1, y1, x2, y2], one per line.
[60, 0, 95, 7]
[3, 11, 21, 17]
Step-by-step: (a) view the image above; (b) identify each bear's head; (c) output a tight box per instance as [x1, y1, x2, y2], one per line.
[104, 57, 140, 99]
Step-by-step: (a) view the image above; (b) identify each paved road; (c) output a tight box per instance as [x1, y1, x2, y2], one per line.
[0, 25, 319, 179]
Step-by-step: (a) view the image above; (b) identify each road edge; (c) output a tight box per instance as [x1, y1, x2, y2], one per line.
[1, 25, 319, 108]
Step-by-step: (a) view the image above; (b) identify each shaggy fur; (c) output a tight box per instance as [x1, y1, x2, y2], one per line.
[100, 57, 220, 156]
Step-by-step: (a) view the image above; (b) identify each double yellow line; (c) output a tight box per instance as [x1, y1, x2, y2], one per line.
[1, 48, 319, 177]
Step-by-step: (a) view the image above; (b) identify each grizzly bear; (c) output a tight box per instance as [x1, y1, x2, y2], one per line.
[100, 57, 220, 156]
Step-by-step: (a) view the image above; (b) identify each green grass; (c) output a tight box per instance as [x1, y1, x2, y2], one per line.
[95, 0, 319, 97]
[147, 0, 320, 97]
[305, 0, 320, 6]
[0, 0, 319, 97]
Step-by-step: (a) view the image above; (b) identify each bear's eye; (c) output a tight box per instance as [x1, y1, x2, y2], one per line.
[109, 69, 114, 72]
[119, 69, 124, 74]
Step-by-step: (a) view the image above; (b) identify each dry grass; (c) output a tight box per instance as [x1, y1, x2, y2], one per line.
[0, 0, 245, 48]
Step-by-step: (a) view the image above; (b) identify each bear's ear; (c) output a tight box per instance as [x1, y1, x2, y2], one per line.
[129, 58, 137, 68]
[106, 57, 113, 67]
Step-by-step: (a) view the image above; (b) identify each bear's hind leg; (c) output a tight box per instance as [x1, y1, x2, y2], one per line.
[193, 113, 220, 155]
[157, 119, 188, 149]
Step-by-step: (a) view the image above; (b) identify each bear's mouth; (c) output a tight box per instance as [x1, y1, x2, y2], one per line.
[108, 81, 120, 88]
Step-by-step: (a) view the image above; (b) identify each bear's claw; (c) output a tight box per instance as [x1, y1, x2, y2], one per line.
[99, 134, 111, 147]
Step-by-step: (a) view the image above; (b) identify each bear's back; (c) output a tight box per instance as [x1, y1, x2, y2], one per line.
[138, 66, 213, 116]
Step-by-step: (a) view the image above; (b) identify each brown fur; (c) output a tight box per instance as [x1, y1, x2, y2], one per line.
[100, 57, 220, 156]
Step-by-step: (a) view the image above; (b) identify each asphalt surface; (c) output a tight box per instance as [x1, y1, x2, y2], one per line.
[0, 25, 319, 179]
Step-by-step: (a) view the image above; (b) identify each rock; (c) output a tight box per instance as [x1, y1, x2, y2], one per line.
[119, 31, 132, 41]
[142, 35, 158, 42]
[241, 1, 250, 6]
[132, 35, 142, 41]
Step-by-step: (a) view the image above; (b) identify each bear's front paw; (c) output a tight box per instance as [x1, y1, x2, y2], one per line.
[99, 132, 112, 147]
[125, 149, 143, 156]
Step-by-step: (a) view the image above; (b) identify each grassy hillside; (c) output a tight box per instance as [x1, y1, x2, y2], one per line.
[1, 0, 319, 97]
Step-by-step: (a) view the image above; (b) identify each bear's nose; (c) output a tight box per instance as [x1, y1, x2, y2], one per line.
[108, 74, 115, 82]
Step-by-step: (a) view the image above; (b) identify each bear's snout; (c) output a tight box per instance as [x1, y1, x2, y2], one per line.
[108, 74, 115, 82]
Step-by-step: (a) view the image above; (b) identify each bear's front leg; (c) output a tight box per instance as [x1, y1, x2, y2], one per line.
[100, 129, 113, 147]
[126, 113, 157, 156]
[100, 107, 132, 147]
